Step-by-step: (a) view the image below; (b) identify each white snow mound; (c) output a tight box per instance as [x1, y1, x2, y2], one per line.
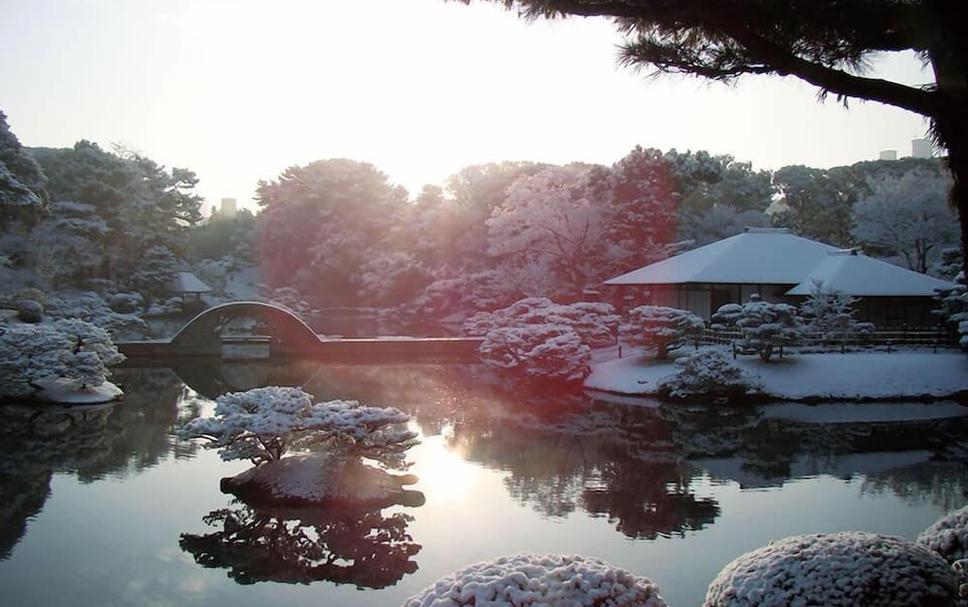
[919, 506, 968, 564]
[403, 554, 668, 607]
[704, 531, 957, 607]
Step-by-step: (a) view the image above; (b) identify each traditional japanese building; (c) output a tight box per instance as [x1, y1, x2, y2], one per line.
[603, 228, 956, 327]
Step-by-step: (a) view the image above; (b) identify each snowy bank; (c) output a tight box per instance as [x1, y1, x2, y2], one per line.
[585, 350, 968, 401]
[34, 377, 123, 404]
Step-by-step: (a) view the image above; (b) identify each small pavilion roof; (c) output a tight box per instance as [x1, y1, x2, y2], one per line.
[165, 271, 212, 294]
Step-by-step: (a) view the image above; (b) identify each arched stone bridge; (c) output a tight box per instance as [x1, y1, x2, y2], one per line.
[118, 301, 483, 363]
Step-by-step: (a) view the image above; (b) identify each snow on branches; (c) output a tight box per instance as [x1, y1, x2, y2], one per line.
[620, 305, 704, 359]
[403, 554, 668, 607]
[918, 506, 968, 567]
[0, 319, 125, 399]
[712, 294, 801, 362]
[478, 325, 591, 383]
[178, 387, 418, 470]
[799, 280, 874, 346]
[704, 532, 957, 607]
[45, 291, 147, 339]
[464, 297, 618, 348]
[658, 350, 762, 403]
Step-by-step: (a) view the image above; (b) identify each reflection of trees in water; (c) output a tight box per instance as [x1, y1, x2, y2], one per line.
[163, 361, 968, 528]
[180, 502, 420, 588]
[449, 401, 721, 538]
[860, 462, 968, 511]
[0, 367, 190, 559]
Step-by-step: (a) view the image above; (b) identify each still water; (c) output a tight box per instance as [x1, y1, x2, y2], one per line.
[1, 361, 965, 607]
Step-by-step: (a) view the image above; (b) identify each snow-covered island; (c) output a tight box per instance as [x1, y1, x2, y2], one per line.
[179, 387, 423, 508]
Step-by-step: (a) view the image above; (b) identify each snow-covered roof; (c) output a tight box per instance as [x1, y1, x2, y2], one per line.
[604, 228, 839, 286]
[785, 250, 956, 296]
[165, 271, 212, 293]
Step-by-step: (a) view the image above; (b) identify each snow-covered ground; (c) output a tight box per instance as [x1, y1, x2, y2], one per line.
[585, 349, 968, 401]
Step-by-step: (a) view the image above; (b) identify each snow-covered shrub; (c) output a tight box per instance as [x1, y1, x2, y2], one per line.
[0, 324, 71, 398]
[799, 280, 874, 346]
[919, 506, 968, 566]
[143, 296, 183, 318]
[403, 554, 668, 607]
[0, 320, 124, 398]
[935, 278, 968, 351]
[52, 319, 125, 389]
[107, 292, 143, 314]
[620, 306, 704, 359]
[465, 297, 619, 348]
[658, 350, 762, 403]
[179, 387, 418, 469]
[933, 247, 963, 282]
[703, 531, 957, 607]
[712, 294, 801, 361]
[45, 291, 147, 338]
[478, 325, 591, 382]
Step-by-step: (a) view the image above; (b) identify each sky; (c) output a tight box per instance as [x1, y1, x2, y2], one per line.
[0, 0, 936, 213]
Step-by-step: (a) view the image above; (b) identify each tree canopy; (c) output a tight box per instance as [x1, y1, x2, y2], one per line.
[455, 0, 968, 271]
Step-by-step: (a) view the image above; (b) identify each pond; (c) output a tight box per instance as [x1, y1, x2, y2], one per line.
[1, 360, 965, 607]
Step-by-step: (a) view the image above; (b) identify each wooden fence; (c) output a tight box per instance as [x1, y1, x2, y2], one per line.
[698, 326, 958, 352]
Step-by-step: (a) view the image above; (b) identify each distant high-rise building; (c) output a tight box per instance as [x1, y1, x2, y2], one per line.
[911, 138, 933, 159]
[879, 150, 898, 161]
[220, 197, 237, 219]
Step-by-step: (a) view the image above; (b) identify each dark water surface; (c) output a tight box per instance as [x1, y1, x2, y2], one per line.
[1, 361, 966, 607]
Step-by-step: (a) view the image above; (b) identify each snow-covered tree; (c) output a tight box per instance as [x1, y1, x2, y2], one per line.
[658, 350, 762, 402]
[127, 244, 177, 301]
[357, 251, 429, 306]
[0, 320, 124, 398]
[799, 280, 874, 346]
[478, 324, 591, 382]
[0, 111, 47, 224]
[404, 554, 668, 607]
[45, 292, 147, 339]
[932, 247, 963, 282]
[0, 325, 71, 398]
[594, 146, 683, 276]
[255, 159, 409, 305]
[620, 306, 704, 359]
[934, 279, 968, 351]
[712, 295, 801, 362]
[851, 170, 959, 273]
[486, 165, 604, 296]
[179, 387, 418, 470]
[29, 201, 109, 288]
[464, 297, 619, 348]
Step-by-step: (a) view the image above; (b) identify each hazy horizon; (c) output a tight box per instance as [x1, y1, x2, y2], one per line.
[1, 0, 936, 213]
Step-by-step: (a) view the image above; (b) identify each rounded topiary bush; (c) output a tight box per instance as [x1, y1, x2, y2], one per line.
[919, 506, 968, 565]
[403, 554, 668, 607]
[704, 532, 957, 607]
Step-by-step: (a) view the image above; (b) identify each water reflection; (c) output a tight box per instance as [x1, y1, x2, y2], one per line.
[180, 503, 420, 588]
[2, 358, 965, 606]
[0, 367, 191, 560]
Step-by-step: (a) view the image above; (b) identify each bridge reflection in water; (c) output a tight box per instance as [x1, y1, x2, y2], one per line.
[117, 302, 482, 363]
